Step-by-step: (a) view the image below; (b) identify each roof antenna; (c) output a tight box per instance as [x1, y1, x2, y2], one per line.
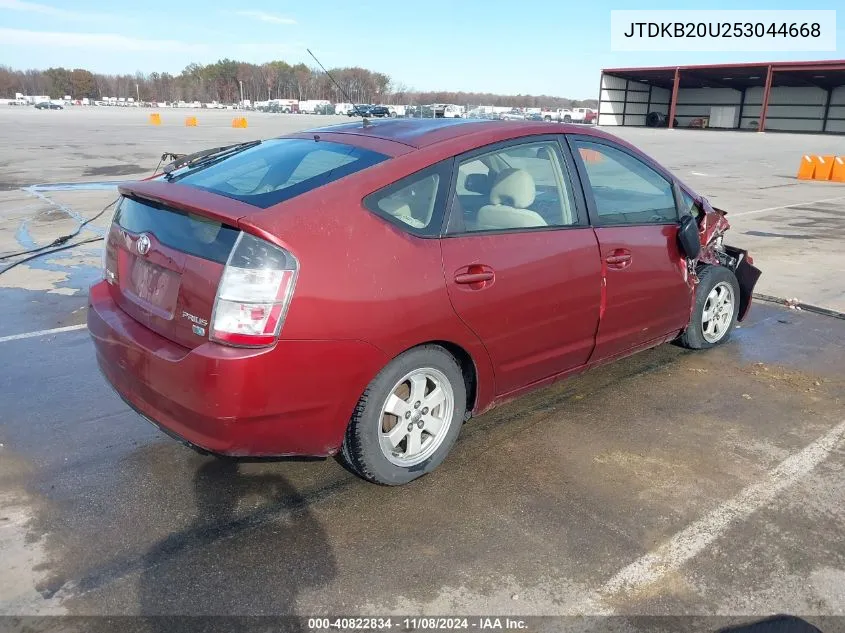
[307, 48, 370, 128]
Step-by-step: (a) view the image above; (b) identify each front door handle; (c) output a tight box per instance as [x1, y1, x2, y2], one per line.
[455, 272, 494, 284]
[605, 249, 632, 269]
[454, 264, 495, 289]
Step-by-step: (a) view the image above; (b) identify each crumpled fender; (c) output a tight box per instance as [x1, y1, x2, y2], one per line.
[696, 197, 731, 265]
[689, 197, 761, 322]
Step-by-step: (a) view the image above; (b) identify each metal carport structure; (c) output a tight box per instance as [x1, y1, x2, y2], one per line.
[598, 60, 845, 133]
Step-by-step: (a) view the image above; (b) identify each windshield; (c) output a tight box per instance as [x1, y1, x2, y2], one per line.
[173, 138, 389, 209]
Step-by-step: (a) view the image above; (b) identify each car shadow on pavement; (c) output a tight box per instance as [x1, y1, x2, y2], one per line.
[136, 458, 336, 632]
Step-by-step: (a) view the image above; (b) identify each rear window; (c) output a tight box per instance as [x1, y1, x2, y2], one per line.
[172, 139, 389, 209]
[115, 196, 240, 264]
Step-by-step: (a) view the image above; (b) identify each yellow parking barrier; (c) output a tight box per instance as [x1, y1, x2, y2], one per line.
[830, 156, 845, 183]
[813, 155, 836, 181]
[579, 148, 603, 164]
[796, 155, 815, 179]
[149, 113, 161, 125]
[232, 116, 248, 128]
[185, 116, 198, 127]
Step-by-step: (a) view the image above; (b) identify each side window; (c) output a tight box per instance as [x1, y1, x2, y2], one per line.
[573, 140, 678, 225]
[364, 163, 448, 236]
[679, 188, 701, 219]
[449, 140, 577, 233]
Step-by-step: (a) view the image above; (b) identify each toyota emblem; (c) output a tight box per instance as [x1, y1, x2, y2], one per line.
[136, 234, 151, 256]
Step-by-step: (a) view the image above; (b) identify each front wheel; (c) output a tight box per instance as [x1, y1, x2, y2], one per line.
[341, 346, 467, 485]
[679, 265, 740, 349]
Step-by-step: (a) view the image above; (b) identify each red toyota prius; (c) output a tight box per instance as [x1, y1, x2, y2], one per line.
[88, 119, 761, 485]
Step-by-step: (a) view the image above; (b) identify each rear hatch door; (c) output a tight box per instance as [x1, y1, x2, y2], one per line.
[106, 181, 254, 349]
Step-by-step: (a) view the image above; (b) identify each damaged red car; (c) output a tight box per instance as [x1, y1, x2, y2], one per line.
[88, 119, 761, 485]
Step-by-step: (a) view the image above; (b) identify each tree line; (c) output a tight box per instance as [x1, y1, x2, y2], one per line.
[0, 59, 596, 108]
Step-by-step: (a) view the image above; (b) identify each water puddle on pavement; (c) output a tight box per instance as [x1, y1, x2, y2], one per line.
[26, 182, 124, 193]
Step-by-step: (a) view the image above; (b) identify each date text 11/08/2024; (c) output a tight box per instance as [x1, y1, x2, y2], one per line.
[307, 617, 528, 630]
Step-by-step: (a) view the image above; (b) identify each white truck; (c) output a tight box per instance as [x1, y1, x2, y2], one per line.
[540, 107, 575, 123]
[432, 104, 464, 118]
[571, 107, 597, 124]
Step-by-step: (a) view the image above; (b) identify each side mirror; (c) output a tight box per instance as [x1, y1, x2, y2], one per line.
[678, 214, 701, 259]
[464, 173, 490, 194]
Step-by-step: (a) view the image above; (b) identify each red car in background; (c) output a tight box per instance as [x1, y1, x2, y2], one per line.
[88, 119, 760, 485]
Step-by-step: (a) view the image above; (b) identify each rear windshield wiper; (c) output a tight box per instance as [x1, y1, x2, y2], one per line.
[163, 140, 262, 181]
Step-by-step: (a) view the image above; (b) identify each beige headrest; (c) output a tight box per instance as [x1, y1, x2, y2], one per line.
[489, 168, 535, 208]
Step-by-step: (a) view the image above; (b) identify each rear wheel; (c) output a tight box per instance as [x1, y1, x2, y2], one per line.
[341, 346, 466, 485]
[679, 265, 740, 349]
[563, 115, 572, 123]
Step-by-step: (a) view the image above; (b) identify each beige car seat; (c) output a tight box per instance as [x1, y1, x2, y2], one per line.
[475, 168, 547, 230]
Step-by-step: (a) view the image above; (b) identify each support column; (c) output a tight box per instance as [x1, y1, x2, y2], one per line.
[622, 80, 629, 125]
[759, 65, 774, 132]
[822, 87, 832, 133]
[667, 67, 680, 129]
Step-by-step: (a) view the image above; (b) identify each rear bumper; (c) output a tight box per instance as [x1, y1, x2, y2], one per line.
[88, 281, 388, 457]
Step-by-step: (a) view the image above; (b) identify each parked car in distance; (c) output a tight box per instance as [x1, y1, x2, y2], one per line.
[348, 104, 372, 117]
[89, 118, 761, 486]
[525, 112, 544, 121]
[500, 109, 525, 120]
[369, 105, 392, 118]
[35, 101, 63, 110]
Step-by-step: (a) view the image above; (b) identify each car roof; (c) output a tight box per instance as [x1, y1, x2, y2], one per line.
[305, 118, 612, 151]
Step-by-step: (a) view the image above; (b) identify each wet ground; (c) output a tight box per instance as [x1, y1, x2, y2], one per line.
[1, 107, 845, 628]
[1, 302, 844, 624]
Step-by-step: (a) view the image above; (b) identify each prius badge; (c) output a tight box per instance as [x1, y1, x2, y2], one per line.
[136, 233, 151, 256]
[183, 311, 209, 337]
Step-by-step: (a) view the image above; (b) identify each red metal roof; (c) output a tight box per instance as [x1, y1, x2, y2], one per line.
[602, 59, 845, 74]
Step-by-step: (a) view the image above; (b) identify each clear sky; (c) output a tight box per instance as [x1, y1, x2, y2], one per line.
[0, 0, 841, 99]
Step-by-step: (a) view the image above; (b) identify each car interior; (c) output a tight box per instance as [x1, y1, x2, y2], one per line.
[452, 143, 576, 232]
[376, 174, 440, 229]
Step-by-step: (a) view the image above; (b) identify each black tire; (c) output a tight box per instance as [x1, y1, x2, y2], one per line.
[341, 345, 467, 485]
[678, 265, 740, 350]
[563, 115, 572, 123]
[544, 116, 551, 122]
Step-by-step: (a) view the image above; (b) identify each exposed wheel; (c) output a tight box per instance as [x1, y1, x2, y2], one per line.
[341, 346, 467, 485]
[544, 116, 551, 121]
[563, 115, 572, 123]
[679, 265, 740, 349]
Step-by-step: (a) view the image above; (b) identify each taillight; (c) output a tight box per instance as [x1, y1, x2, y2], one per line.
[210, 232, 298, 348]
[102, 199, 120, 284]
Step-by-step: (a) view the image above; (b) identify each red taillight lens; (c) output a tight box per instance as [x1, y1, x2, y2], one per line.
[210, 232, 298, 348]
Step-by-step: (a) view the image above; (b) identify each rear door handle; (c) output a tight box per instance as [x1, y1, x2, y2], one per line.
[605, 249, 632, 269]
[455, 272, 494, 284]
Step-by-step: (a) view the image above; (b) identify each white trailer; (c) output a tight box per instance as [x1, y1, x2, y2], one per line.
[298, 99, 330, 114]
